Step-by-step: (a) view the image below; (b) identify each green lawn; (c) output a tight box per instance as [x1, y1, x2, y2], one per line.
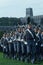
[0, 53, 43, 65]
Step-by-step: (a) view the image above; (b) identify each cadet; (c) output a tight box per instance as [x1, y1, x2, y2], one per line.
[16, 26, 22, 60]
[3, 33, 8, 58]
[0, 33, 5, 52]
[12, 31, 17, 59]
[41, 31, 43, 60]
[36, 27, 42, 61]
[24, 17, 36, 63]
[16, 26, 21, 39]
[20, 26, 25, 39]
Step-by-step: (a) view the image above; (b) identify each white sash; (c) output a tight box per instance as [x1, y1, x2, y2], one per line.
[27, 29, 34, 38]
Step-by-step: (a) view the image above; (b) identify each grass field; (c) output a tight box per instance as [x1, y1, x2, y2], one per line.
[0, 52, 43, 65]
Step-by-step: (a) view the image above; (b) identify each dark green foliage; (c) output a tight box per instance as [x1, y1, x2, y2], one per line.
[0, 31, 4, 39]
[0, 17, 22, 26]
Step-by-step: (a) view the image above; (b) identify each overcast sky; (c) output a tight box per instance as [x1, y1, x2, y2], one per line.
[0, 0, 43, 17]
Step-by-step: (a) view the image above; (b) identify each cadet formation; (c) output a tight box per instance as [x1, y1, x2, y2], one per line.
[0, 18, 43, 64]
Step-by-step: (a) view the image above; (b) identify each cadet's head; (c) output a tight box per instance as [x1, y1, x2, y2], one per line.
[41, 31, 43, 34]
[38, 27, 42, 33]
[10, 31, 13, 37]
[13, 30, 16, 35]
[21, 26, 25, 32]
[6, 33, 10, 37]
[17, 26, 21, 32]
[27, 22, 32, 29]
[34, 27, 39, 33]
[3, 33, 6, 38]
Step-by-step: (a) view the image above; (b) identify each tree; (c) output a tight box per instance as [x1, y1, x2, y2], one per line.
[0, 17, 21, 26]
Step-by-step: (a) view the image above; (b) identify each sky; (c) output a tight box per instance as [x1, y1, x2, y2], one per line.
[0, 0, 43, 17]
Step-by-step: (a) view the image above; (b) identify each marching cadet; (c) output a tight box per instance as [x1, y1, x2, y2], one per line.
[15, 26, 22, 60]
[9, 32, 14, 59]
[36, 27, 42, 61]
[32, 26, 39, 44]
[20, 27, 26, 61]
[41, 31, 43, 39]
[12, 31, 17, 59]
[34, 27, 39, 34]
[2, 33, 8, 58]
[40, 30, 43, 60]
[0, 33, 5, 51]
[16, 26, 21, 39]
[20, 26, 25, 39]
[9, 32, 13, 40]
[1, 34, 5, 45]
[12, 31, 16, 40]
[23, 17, 36, 63]
[5, 33, 11, 58]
